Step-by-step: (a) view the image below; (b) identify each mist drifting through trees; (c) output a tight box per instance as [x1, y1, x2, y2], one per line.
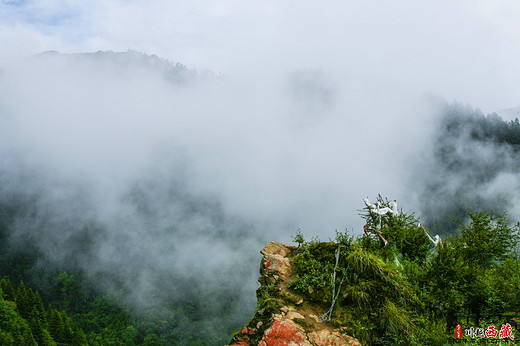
[0, 50, 519, 343]
[1, 1, 520, 344]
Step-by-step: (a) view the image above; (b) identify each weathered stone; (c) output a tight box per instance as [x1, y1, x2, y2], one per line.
[279, 306, 304, 320]
[286, 311, 305, 320]
[259, 320, 311, 346]
[260, 242, 293, 280]
[308, 329, 362, 346]
[272, 313, 283, 320]
[261, 241, 292, 257]
[263, 254, 292, 279]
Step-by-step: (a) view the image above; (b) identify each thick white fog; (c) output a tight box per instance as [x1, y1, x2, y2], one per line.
[0, 51, 438, 240]
[0, 50, 440, 332]
[1, 0, 520, 340]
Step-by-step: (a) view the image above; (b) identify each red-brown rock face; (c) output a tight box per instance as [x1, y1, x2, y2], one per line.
[259, 320, 307, 345]
[228, 242, 361, 346]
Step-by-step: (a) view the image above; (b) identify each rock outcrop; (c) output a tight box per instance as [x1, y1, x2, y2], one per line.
[228, 241, 361, 346]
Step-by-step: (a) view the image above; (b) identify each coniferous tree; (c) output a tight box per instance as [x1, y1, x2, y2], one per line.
[27, 288, 46, 327]
[15, 281, 31, 320]
[425, 212, 520, 331]
[32, 290, 46, 326]
[27, 307, 56, 346]
[70, 322, 88, 346]
[0, 278, 15, 302]
[61, 311, 74, 343]
[0, 297, 37, 345]
[48, 309, 65, 344]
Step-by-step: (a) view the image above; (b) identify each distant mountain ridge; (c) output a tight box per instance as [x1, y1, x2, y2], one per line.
[10, 50, 210, 86]
[415, 101, 520, 235]
[496, 106, 520, 121]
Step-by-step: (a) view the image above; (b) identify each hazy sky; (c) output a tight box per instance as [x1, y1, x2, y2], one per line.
[1, 1, 520, 113]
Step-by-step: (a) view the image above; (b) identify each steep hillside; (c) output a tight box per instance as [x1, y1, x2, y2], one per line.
[414, 101, 520, 235]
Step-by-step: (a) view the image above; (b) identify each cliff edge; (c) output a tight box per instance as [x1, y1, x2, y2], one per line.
[228, 241, 361, 346]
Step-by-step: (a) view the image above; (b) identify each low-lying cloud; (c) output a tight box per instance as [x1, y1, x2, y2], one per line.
[0, 49, 517, 342]
[0, 50, 438, 316]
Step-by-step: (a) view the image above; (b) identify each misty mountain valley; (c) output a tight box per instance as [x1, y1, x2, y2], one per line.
[1, 52, 520, 345]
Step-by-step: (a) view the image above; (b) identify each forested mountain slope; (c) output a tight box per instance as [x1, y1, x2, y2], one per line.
[414, 101, 520, 235]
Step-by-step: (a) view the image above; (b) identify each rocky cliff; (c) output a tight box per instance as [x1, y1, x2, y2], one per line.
[228, 241, 361, 346]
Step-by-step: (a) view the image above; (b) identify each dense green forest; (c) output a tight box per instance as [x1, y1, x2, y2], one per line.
[0, 198, 244, 345]
[0, 251, 246, 346]
[283, 196, 520, 344]
[0, 277, 87, 345]
[0, 245, 242, 345]
[0, 254, 162, 344]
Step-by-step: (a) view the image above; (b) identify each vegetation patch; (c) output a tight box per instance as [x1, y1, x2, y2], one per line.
[285, 196, 520, 345]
